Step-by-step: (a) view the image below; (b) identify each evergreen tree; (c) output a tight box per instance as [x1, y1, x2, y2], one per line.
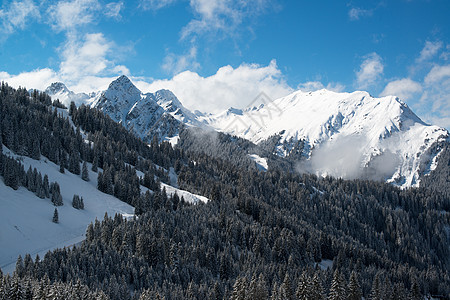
[296, 271, 310, 300]
[310, 272, 325, 300]
[59, 152, 65, 174]
[348, 271, 362, 300]
[328, 269, 346, 300]
[50, 182, 63, 206]
[410, 279, 421, 300]
[43, 174, 50, 198]
[231, 276, 247, 300]
[92, 155, 98, 172]
[280, 273, 293, 300]
[370, 273, 381, 300]
[81, 161, 89, 181]
[72, 194, 84, 209]
[8, 275, 24, 300]
[69, 147, 80, 175]
[52, 208, 59, 223]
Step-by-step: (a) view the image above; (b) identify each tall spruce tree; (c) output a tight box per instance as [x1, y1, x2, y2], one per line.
[81, 161, 89, 181]
[348, 271, 362, 300]
[52, 208, 59, 223]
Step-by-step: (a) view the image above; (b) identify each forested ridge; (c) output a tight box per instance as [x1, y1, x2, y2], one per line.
[0, 82, 449, 299]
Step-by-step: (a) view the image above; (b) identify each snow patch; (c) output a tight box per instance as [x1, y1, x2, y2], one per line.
[248, 154, 268, 171]
[166, 135, 180, 147]
[317, 259, 333, 271]
[160, 182, 209, 204]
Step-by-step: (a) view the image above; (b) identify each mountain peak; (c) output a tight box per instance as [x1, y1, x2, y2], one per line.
[108, 75, 140, 94]
[45, 82, 70, 95]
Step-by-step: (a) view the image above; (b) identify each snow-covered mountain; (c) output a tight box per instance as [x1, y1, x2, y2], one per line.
[45, 77, 449, 188]
[45, 82, 96, 107]
[201, 89, 449, 187]
[90, 75, 203, 143]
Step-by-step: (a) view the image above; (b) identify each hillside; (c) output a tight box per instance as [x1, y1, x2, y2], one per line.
[0, 145, 134, 273]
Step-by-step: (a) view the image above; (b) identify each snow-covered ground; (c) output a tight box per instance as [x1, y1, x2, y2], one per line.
[135, 165, 209, 204]
[0, 146, 134, 273]
[160, 182, 209, 204]
[317, 259, 333, 271]
[248, 154, 268, 171]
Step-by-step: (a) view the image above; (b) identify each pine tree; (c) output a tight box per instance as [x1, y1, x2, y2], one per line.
[72, 194, 81, 209]
[69, 148, 80, 175]
[410, 279, 421, 300]
[310, 272, 325, 300]
[370, 273, 382, 300]
[231, 276, 247, 300]
[81, 161, 89, 181]
[248, 273, 268, 300]
[43, 174, 50, 198]
[59, 152, 65, 174]
[328, 269, 346, 300]
[348, 271, 362, 300]
[280, 273, 294, 300]
[92, 155, 98, 172]
[51, 182, 63, 206]
[296, 271, 310, 300]
[52, 208, 59, 223]
[8, 275, 24, 300]
[15, 255, 24, 277]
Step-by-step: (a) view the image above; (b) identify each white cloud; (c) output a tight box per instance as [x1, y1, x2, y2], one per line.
[297, 81, 345, 93]
[162, 46, 200, 75]
[47, 0, 101, 32]
[419, 65, 450, 129]
[140, 0, 177, 10]
[348, 7, 372, 21]
[424, 64, 450, 84]
[440, 45, 450, 61]
[0, 68, 59, 91]
[380, 78, 422, 100]
[135, 59, 293, 113]
[181, 0, 271, 40]
[417, 41, 443, 63]
[105, 2, 123, 19]
[355, 52, 384, 90]
[0, 31, 129, 93]
[58, 33, 129, 86]
[59, 33, 110, 78]
[0, 0, 40, 36]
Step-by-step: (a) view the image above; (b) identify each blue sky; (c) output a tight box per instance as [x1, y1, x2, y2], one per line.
[0, 0, 449, 128]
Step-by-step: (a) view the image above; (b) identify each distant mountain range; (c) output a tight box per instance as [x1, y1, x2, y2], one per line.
[44, 76, 449, 188]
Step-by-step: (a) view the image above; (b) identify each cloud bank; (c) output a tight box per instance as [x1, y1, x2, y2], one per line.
[136, 59, 293, 113]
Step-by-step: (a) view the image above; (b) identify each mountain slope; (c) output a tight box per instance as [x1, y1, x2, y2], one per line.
[202, 89, 449, 187]
[0, 145, 134, 273]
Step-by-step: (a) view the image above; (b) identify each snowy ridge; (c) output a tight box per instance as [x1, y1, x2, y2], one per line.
[44, 78, 449, 187]
[89, 76, 202, 143]
[45, 82, 97, 107]
[202, 89, 449, 187]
